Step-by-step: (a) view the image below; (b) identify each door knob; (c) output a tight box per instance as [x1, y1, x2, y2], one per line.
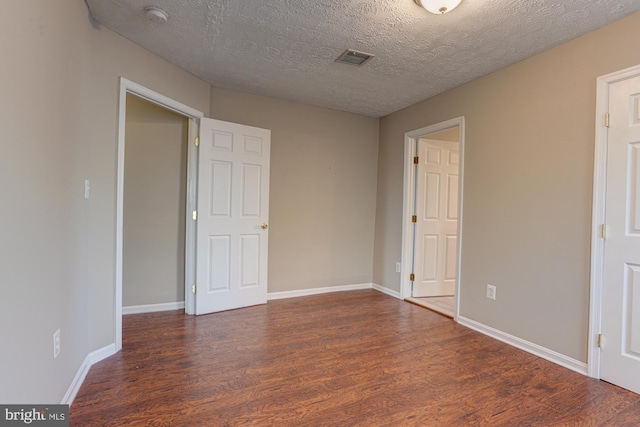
[261, 223, 268, 229]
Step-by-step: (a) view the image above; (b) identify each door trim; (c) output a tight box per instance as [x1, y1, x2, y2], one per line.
[116, 78, 203, 351]
[400, 117, 465, 321]
[589, 63, 640, 378]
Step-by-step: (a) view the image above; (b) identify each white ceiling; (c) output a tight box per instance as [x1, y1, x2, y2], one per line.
[85, 0, 640, 117]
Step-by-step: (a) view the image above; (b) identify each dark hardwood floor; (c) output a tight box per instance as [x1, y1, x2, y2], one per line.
[70, 290, 640, 426]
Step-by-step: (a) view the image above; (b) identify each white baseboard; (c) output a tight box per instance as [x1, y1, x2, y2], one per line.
[122, 301, 185, 315]
[62, 344, 117, 406]
[62, 356, 90, 406]
[89, 343, 117, 365]
[457, 315, 588, 375]
[268, 283, 373, 300]
[372, 283, 401, 299]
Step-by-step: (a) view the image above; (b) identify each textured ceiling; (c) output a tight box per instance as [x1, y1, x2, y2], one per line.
[85, 0, 640, 117]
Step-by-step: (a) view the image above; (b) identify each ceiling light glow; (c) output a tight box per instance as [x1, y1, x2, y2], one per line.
[414, 0, 462, 14]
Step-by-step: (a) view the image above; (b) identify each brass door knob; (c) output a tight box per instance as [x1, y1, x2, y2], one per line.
[261, 223, 268, 229]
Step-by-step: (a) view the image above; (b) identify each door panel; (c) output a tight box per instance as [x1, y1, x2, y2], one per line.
[240, 234, 260, 288]
[209, 235, 230, 291]
[210, 161, 232, 217]
[421, 235, 438, 281]
[196, 118, 270, 314]
[242, 164, 262, 216]
[413, 139, 459, 297]
[625, 264, 640, 354]
[425, 173, 440, 219]
[447, 175, 459, 220]
[630, 143, 640, 233]
[601, 76, 640, 394]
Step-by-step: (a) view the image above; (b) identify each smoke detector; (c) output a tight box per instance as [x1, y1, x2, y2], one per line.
[336, 49, 375, 67]
[145, 6, 169, 24]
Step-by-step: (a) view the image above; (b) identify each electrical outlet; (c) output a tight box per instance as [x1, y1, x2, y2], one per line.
[395, 262, 401, 273]
[486, 284, 497, 301]
[53, 329, 61, 359]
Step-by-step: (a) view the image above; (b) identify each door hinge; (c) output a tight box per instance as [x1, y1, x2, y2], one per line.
[604, 113, 610, 128]
[411, 215, 417, 223]
[409, 273, 415, 281]
[192, 210, 198, 221]
[194, 136, 200, 147]
[601, 224, 607, 238]
[413, 156, 419, 164]
[192, 284, 197, 294]
[597, 333, 603, 348]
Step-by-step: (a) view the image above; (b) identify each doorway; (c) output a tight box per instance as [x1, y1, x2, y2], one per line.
[115, 78, 203, 351]
[401, 118, 465, 320]
[122, 94, 189, 314]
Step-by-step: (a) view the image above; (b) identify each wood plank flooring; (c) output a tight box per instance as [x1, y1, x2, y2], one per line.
[70, 290, 640, 426]
[406, 296, 455, 318]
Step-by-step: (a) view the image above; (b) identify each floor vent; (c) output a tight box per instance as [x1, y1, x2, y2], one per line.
[336, 49, 375, 66]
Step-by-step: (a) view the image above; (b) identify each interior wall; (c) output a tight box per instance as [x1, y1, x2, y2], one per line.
[210, 88, 380, 293]
[373, 11, 640, 362]
[0, 0, 210, 403]
[0, 0, 90, 404]
[123, 95, 188, 307]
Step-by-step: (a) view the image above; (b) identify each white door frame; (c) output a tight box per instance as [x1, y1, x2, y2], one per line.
[115, 78, 203, 351]
[588, 63, 640, 378]
[400, 117, 465, 321]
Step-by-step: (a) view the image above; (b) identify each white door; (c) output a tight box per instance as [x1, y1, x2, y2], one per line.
[413, 138, 459, 297]
[600, 76, 640, 394]
[195, 118, 270, 315]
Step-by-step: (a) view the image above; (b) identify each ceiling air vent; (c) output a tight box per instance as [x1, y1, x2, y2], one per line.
[336, 49, 375, 66]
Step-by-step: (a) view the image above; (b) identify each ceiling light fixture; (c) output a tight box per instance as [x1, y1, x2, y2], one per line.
[414, 0, 462, 14]
[144, 6, 169, 24]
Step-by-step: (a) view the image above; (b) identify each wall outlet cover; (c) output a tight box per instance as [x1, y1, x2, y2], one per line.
[53, 329, 61, 359]
[486, 284, 497, 301]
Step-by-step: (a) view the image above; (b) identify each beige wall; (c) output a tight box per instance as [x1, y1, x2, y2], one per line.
[0, 0, 89, 404]
[123, 95, 188, 307]
[373, 12, 640, 362]
[210, 88, 379, 292]
[0, 0, 209, 403]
